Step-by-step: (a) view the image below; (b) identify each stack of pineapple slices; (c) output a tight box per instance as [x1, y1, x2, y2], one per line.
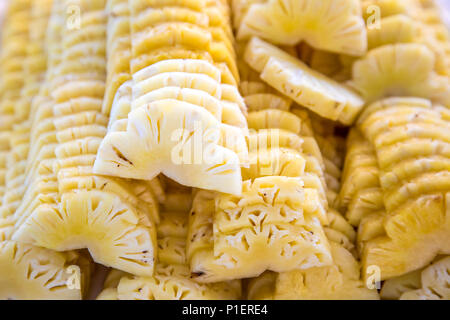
[93, 0, 249, 195]
[0, 0, 91, 300]
[2, 1, 161, 297]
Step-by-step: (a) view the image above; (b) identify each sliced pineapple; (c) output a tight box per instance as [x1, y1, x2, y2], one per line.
[350, 43, 450, 105]
[367, 15, 418, 50]
[94, 99, 243, 195]
[245, 37, 365, 124]
[400, 256, 450, 300]
[13, 189, 157, 277]
[97, 195, 242, 300]
[380, 267, 422, 299]
[188, 178, 332, 283]
[0, 240, 89, 300]
[362, 193, 450, 280]
[237, 0, 367, 56]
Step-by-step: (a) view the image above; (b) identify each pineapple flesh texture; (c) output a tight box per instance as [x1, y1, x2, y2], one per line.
[381, 255, 450, 300]
[0, 0, 32, 212]
[399, 256, 450, 300]
[247, 199, 376, 300]
[244, 37, 365, 125]
[355, 97, 450, 280]
[350, 43, 450, 106]
[237, 0, 368, 56]
[188, 177, 332, 283]
[0, 240, 90, 300]
[11, 0, 159, 277]
[94, 0, 248, 195]
[97, 194, 242, 300]
[0, 0, 53, 226]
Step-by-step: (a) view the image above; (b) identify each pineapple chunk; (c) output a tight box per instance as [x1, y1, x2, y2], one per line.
[367, 15, 418, 50]
[97, 197, 242, 300]
[350, 43, 450, 105]
[380, 268, 422, 299]
[245, 38, 365, 124]
[237, 0, 367, 56]
[363, 193, 450, 280]
[400, 256, 450, 300]
[0, 241, 89, 300]
[188, 178, 332, 283]
[94, 99, 243, 194]
[13, 189, 157, 277]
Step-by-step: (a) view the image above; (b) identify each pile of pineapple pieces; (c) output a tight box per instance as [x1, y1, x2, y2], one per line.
[0, 0, 448, 300]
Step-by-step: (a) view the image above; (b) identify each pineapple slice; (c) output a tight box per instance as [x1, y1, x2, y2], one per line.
[94, 99, 243, 195]
[274, 242, 379, 300]
[0, 240, 89, 300]
[97, 196, 242, 300]
[102, 0, 132, 116]
[350, 43, 450, 105]
[243, 148, 306, 180]
[244, 93, 292, 112]
[363, 193, 450, 280]
[380, 268, 422, 299]
[245, 37, 365, 124]
[188, 178, 332, 283]
[400, 256, 450, 300]
[246, 271, 277, 300]
[13, 190, 157, 277]
[237, 0, 367, 56]
[367, 15, 418, 50]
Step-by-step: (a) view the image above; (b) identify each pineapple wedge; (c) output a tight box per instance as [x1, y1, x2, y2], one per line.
[245, 37, 365, 125]
[237, 0, 367, 56]
[0, 240, 89, 300]
[13, 190, 157, 277]
[350, 43, 450, 105]
[400, 256, 450, 300]
[94, 99, 243, 195]
[188, 179, 332, 283]
[97, 196, 242, 300]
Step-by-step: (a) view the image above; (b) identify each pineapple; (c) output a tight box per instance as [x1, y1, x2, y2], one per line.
[97, 0, 248, 195]
[245, 37, 365, 125]
[102, 0, 132, 116]
[0, 240, 90, 300]
[94, 99, 243, 195]
[248, 208, 378, 300]
[356, 98, 450, 280]
[188, 179, 332, 283]
[367, 15, 418, 50]
[399, 256, 450, 300]
[350, 43, 450, 106]
[237, 0, 367, 56]
[273, 242, 379, 300]
[9, 0, 160, 278]
[380, 267, 422, 299]
[14, 190, 157, 276]
[97, 194, 242, 300]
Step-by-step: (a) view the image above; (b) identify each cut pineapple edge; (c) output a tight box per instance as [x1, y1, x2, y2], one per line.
[244, 37, 365, 125]
[236, 0, 368, 56]
[94, 98, 245, 195]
